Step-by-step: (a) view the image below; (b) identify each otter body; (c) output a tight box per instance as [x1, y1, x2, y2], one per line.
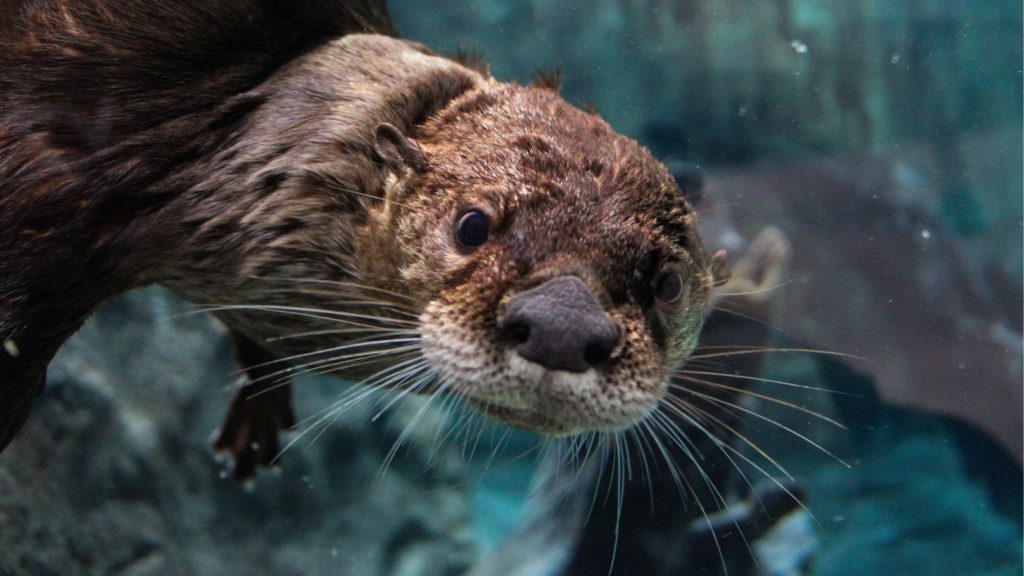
[1, 0, 723, 476]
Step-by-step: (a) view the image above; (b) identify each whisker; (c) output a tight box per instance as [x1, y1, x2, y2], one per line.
[694, 199, 742, 215]
[314, 360, 431, 448]
[311, 350, 423, 389]
[671, 374, 845, 427]
[371, 368, 437, 422]
[308, 356, 425, 423]
[662, 396, 795, 482]
[176, 305, 364, 327]
[425, 388, 480, 469]
[710, 304, 798, 339]
[643, 410, 731, 574]
[715, 276, 799, 297]
[380, 378, 449, 475]
[680, 387, 850, 468]
[686, 346, 867, 363]
[266, 327, 418, 343]
[243, 288, 420, 317]
[249, 276, 419, 304]
[302, 369, 426, 454]
[242, 345, 422, 394]
[675, 367, 858, 398]
[662, 399, 814, 520]
[652, 401, 768, 562]
[477, 427, 514, 479]
[610, 432, 626, 575]
[582, 435, 613, 525]
[241, 335, 421, 372]
[251, 350, 420, 398]
[653, 402, 772, 562]
[630, 426, 656, 513]
[274, 356, 428, 462]
[463, 410, 490, 464]
[195, 303, 417, 327]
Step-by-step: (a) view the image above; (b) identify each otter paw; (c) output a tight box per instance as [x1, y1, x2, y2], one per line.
[212, 378, 296, 481]
[716, 226, 792, 308]
[740, 226, 791, 291]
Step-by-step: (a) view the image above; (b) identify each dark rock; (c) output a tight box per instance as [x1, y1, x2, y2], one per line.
[0, 288, 476, 576]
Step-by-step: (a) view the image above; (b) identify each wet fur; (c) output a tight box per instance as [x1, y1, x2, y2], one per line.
[0, 0, 445, 450]
[407, 85, 714, 432]
[0, 0, 715, 460]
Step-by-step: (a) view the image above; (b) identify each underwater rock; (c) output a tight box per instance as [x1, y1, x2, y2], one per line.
[0, 288, 475, 576]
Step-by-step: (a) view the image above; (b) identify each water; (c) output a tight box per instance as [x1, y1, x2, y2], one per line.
[1, 1, 1020, 575]
[390, 3, 1023, 572]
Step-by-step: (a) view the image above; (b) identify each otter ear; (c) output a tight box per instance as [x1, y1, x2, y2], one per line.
[709, 249, 731, 287]
[374, 122, 427, 174]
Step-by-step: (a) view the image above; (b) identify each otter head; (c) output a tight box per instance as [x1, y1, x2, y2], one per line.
[361, 82, 727, 436]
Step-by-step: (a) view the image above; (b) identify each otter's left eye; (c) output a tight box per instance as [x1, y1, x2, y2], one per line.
[655, 270, 685, 305]
[456, 209, 491, 250]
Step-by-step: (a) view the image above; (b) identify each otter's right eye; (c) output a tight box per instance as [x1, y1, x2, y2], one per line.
[654, 269, 685, 305]
[456, 209, 491, 250]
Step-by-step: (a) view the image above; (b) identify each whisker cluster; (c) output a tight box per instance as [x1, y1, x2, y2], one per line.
[512, 343, 850, 574]
[198, 276, 847, 575]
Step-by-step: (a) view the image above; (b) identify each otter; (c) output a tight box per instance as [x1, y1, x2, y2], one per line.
[0, 0, 727, 479]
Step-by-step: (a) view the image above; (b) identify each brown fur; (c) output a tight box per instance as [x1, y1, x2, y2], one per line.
[0, 0, 717, 459]
[392, 85, 714, 433]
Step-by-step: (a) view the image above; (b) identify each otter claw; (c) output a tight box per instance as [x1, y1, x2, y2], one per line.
[213, 331, 296, 481]
[713, 226, 792, 309]
[213, 378, 296, 481]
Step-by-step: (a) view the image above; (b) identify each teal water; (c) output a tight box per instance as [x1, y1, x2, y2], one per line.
[1, 2, 1020, 576]
[391, 2, 1024, 574]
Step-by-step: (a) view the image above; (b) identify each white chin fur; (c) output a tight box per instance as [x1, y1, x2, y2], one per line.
[422, 328, 660, 433]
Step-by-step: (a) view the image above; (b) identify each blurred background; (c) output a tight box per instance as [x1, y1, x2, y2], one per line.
[1, 1, 1020, 575]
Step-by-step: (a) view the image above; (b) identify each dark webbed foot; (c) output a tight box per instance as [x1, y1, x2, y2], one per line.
[212, 331, 296, 481]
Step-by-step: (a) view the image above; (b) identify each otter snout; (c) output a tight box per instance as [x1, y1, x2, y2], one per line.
[501, 276, 618, 373]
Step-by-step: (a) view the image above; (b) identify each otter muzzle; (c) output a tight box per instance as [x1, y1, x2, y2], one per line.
[501, 276, 618, 373]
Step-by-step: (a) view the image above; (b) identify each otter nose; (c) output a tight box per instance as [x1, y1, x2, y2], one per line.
[501, 276, 618, 373]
